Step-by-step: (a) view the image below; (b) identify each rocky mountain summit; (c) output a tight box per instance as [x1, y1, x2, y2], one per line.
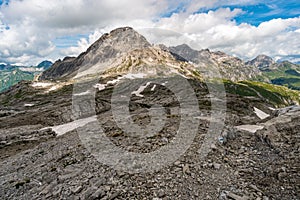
[246, 55, 276, 71]
[40, 27, 261, 82]
[40, 27, 151, 80]
[0, 27, 299, 199]
[246, 55, 300, 90]
[170, 44, 261, 81]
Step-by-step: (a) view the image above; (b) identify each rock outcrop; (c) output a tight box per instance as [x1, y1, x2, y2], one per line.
[40, 27, 151, 80]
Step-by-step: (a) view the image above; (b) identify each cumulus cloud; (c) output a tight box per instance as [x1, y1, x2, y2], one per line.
[61, 29, 105, 56]
[0, 0, 172, 64]
[149, 8, 300, 60]
[0, 0, 299, 65]
[0, 20, 56, 65]
[1, 0, 168, 28]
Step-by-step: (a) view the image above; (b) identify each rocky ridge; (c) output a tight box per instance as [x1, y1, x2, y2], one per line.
[169, 44, 261, 81]
[246, 55, 276, 71]
[40, 28, 261, 83]
[40, 27, 151, 80]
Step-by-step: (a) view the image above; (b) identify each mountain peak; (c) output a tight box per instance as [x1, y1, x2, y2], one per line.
[255, 54, 274, 61]
[40, 27, 151, 80]
[110, 26, 134, 35]
[247, 54, 275, 71]
[40, 28, 262, 82]
[86, 27, 150, 53]
[37, 60, 53, 69]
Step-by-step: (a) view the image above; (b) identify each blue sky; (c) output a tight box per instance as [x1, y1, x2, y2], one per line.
[54, 34, 89, 49]
[223, 1, 300, 26]
[0, 0, 300, 65]
[161, 0, 300, 26]
[0, 0, 9, 6]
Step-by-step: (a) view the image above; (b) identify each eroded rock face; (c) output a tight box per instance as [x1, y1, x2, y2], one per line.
[40, 27, 151, 80]
[246, 54, 276, 71]
[40, 27, 263, 82]
[169, 44, 262, 81]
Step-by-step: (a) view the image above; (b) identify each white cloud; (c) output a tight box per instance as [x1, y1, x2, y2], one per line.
[149, 9, 300, 60]
[1, 0, 168, 28]
[0, 0, 299, 65]
[157, 8, 243, 33]
[61, 29, 105, 56]
[0, 0, 172, 64]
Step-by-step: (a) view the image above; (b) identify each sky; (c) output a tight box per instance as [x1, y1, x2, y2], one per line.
[0, 0, 300, 65]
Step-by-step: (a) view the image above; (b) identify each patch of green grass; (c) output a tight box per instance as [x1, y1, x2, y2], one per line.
[222, 80, 300, 107]
[259, 62, 300, 90]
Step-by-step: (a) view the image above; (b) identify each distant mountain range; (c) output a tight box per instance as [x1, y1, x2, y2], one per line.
[38, 27, 300, 92]
[34, 27, 299, 107]
[0, 61, 53, 92]
[1, 27, 300, 99]
[40, 28, 261, 82]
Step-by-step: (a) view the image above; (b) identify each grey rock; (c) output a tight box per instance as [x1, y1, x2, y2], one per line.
[71, 186, 83, 194]
[91, 188, 106, 199]
[213, 163, 221, 170]
[40, 27, 151, 80]
[227, 192, 249, 200]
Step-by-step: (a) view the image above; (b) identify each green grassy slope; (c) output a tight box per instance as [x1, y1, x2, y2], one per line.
[223, 80, 300, 107]
[259, 62, 300, 90]
[0, 69, 35, 92]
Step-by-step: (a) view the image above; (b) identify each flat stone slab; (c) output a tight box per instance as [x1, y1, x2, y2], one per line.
[235, 125, 264, 133]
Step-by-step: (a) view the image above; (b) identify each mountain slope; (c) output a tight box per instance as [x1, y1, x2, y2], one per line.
[169, 44, 261, 81]
[0, 61, 53, 92]
[0, 69, 34, 92]
[40, 29, 263, 82]
[40, 27, 151, 80]
[248, 55, 300, 90]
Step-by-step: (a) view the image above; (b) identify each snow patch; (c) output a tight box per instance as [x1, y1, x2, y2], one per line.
[254, 107, 270, 120]
[94, 84, 106, 91]
[48, 85, 59, 92]
[235, 125, 264, 133]
[24, 103, 34, 107]
[132, 82, 151, 97]
[123, 73, 147, 79]
[32, 82, 54, 88]
[151, 84, 157, 91]
[42, 116, 97, 136]
[106, 79, 121, 85]
[74, 91, 91, 96]
[162, 81, 168, 86]
[93, 73, 148, 91]
[268, 107, 276, 111]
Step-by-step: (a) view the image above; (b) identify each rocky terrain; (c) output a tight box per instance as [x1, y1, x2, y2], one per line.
[169, 44, 261, 81]
[40, 27, 151, 81]
[0, 27, 299, 199]
[246, 55, 276, 72]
